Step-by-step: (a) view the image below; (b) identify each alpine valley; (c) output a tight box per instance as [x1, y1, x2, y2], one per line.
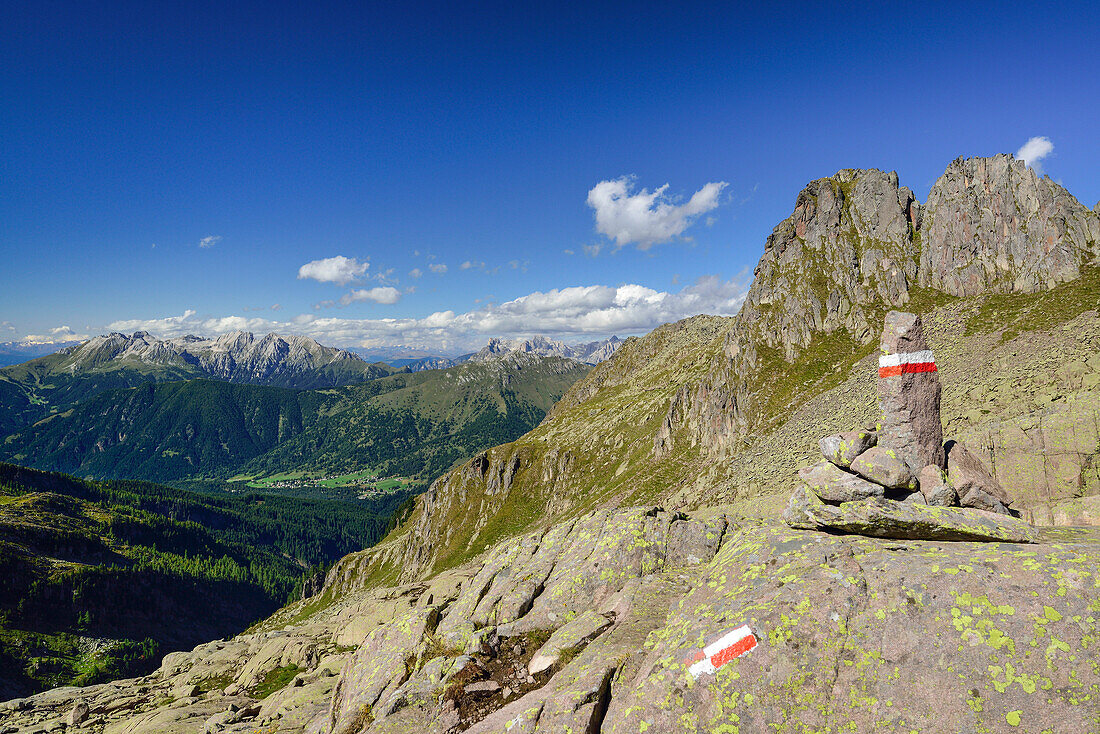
[4, 155, 1100, 734]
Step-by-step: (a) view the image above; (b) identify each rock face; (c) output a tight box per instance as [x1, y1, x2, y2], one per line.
[877, 311, 944, 472]
[604, 524, 1095, 733]
[920, 154, 1100, 296]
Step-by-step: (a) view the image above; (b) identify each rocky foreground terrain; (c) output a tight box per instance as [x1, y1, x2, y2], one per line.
[2, 508, 1097, 733]
[3, 154, 1099, 732]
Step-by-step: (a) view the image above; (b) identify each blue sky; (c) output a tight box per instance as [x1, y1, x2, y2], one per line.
[2, 1, 1098, 353]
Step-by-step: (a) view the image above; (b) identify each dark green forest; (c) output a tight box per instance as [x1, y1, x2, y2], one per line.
[0, 462, 413, 698]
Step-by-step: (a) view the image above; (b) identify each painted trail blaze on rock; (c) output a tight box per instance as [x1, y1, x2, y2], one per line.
[687, 625, 757, 678]
[877, 311, 945, 473]
[878, 349, 937, 377]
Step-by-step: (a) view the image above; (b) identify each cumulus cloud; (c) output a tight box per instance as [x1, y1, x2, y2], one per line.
[199, 235, 222, 248]
[460, 260, 486, 271]
[1016, 136, 1054, 173]
[339, 287, 402, 306]
[103, 275, 747, 352]
[1, 320, 15, 332]
[409, 268, 423, 279]
[22, 325, 90, 343]
[297, 256, 370, 285]
[587, 176, 728, 250]
[429, 263, 448, 274]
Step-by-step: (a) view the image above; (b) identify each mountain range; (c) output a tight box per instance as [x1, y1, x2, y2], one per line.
[0, 352, 590, 485]
[0, 331, 396, 436]
[398, 335, 623, 372]
[4, 155, 1100, 731]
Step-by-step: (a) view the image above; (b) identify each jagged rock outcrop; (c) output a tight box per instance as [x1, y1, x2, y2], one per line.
[737, 169, 919, 356]
[920, 154, 1100, 295]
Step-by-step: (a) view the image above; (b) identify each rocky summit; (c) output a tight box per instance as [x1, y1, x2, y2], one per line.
[2, 155, 1099, 733]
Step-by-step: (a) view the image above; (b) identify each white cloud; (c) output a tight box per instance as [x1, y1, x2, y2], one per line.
[409, 268, 423, 279]
[297, 256, 370, 285]
[460, 260, 486, 271]
[199, 235, 222, 248]
[429, 263, 448, 274]
[103, 275, 747, 352]
[1, 320, 14, 332]
[22, 325, 90, 343]
[339, 287, 402, 306]
[1016, 136, 1054, 173]
[587, 176, 728, 250]
[271, 303, 282, 311]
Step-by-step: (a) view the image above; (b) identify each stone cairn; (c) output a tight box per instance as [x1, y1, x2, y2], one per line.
[788, 311, 1015, 520]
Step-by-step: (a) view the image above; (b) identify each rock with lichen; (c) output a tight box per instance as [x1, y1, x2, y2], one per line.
[819, 430, 877, 468]
[798, 460, 885, 502]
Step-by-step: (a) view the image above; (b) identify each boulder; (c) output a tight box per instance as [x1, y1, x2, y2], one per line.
[797, 461, 884, 503]
[945, 440, 1014, 515]
[528, 610, 613, 675]
[67, 700, 89, 726]
[784, 484, 1038, 542]
[849, 446, 918, 490]
[818, 430, 877, 468]
[170, 683, 200, 700]
[326, 607, 441, 734]
[918, 464, 957, 506]
[877, 311, 944, 473]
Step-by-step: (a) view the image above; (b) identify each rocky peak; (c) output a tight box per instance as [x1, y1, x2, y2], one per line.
[469, 335, 622, 365]
[919, 153, 1100, 296]
[743, 167, 918, 357]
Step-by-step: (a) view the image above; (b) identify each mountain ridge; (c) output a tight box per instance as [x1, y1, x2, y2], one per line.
[362, 154, 1100, 580]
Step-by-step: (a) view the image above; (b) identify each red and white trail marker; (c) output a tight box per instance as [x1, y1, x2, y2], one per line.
[687, 625, 758, 679]
[878, 350, 936, 378]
